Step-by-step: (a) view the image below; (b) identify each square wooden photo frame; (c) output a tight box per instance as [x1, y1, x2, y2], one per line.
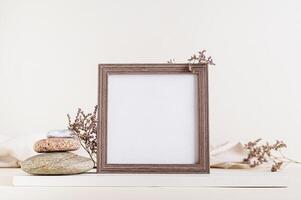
[97, 64, 209, 173]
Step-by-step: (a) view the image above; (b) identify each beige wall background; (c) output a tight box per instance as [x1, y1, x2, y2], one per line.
[0, 0, 301, 160]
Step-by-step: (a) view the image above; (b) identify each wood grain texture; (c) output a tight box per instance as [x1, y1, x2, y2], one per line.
[97, 64, 209, 173]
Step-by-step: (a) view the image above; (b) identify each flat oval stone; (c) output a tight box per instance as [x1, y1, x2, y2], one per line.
[21, 152, 94, 175]
[34, 138, 80, 153]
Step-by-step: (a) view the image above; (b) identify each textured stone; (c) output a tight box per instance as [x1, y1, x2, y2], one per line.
[21, 152, 94, 175]
[34, 138, 80, 153]
[47, 129, 74, 138]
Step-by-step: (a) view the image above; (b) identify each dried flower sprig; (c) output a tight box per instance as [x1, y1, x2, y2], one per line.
[167, 50, 215, 66]
[67, 106, 98, 167]
[187, 50, 215, 65]
[244, 139, 300, 172]
[167, 59, 175, 64]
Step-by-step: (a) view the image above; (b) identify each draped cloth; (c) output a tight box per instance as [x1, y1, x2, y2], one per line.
[210, 141, 250, 169]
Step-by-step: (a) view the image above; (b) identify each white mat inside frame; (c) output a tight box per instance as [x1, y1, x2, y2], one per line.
[13, 169, 288, 188]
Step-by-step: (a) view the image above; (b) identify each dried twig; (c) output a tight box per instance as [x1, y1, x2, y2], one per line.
[67, 106, 98, 167]
[244, 139, 300, 172]
[187, 50, 215, 65]
[167, 50, 215, 66]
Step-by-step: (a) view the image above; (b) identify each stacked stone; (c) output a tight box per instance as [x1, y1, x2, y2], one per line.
[21, 130, 93, 175]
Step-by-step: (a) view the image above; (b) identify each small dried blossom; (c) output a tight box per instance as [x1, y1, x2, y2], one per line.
[67, 106, 98, 167]
[271, 161, 283, 172]
[244, 139, 299, 172]
[167, 50, 215, 67]
[167, 59, 175, 63]
[187, 50, 215, 65]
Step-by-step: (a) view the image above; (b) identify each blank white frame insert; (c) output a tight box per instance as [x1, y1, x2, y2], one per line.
[106, 74, 198, 164]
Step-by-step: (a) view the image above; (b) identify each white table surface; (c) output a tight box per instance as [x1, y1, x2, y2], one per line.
[1, 165, 300, 200]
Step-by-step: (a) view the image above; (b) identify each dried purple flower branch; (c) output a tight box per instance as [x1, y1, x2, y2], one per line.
[167, 50, 215, 66]
[244, 139, 300, 172]
[187, 50, 215, 65]
[67, 106, 98, 167]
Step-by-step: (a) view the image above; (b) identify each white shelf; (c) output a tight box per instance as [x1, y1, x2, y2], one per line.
[13, 168, 288, 187]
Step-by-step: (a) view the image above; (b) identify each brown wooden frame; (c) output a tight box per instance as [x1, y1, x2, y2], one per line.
[97, 64, 209, 173]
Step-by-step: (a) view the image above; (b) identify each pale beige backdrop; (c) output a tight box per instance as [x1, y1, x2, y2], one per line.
[0, 0, 301, 160]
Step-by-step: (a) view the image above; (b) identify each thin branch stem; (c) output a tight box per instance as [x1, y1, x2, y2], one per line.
[67, 106, 98, 168]
[78, 138, 96, 167]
